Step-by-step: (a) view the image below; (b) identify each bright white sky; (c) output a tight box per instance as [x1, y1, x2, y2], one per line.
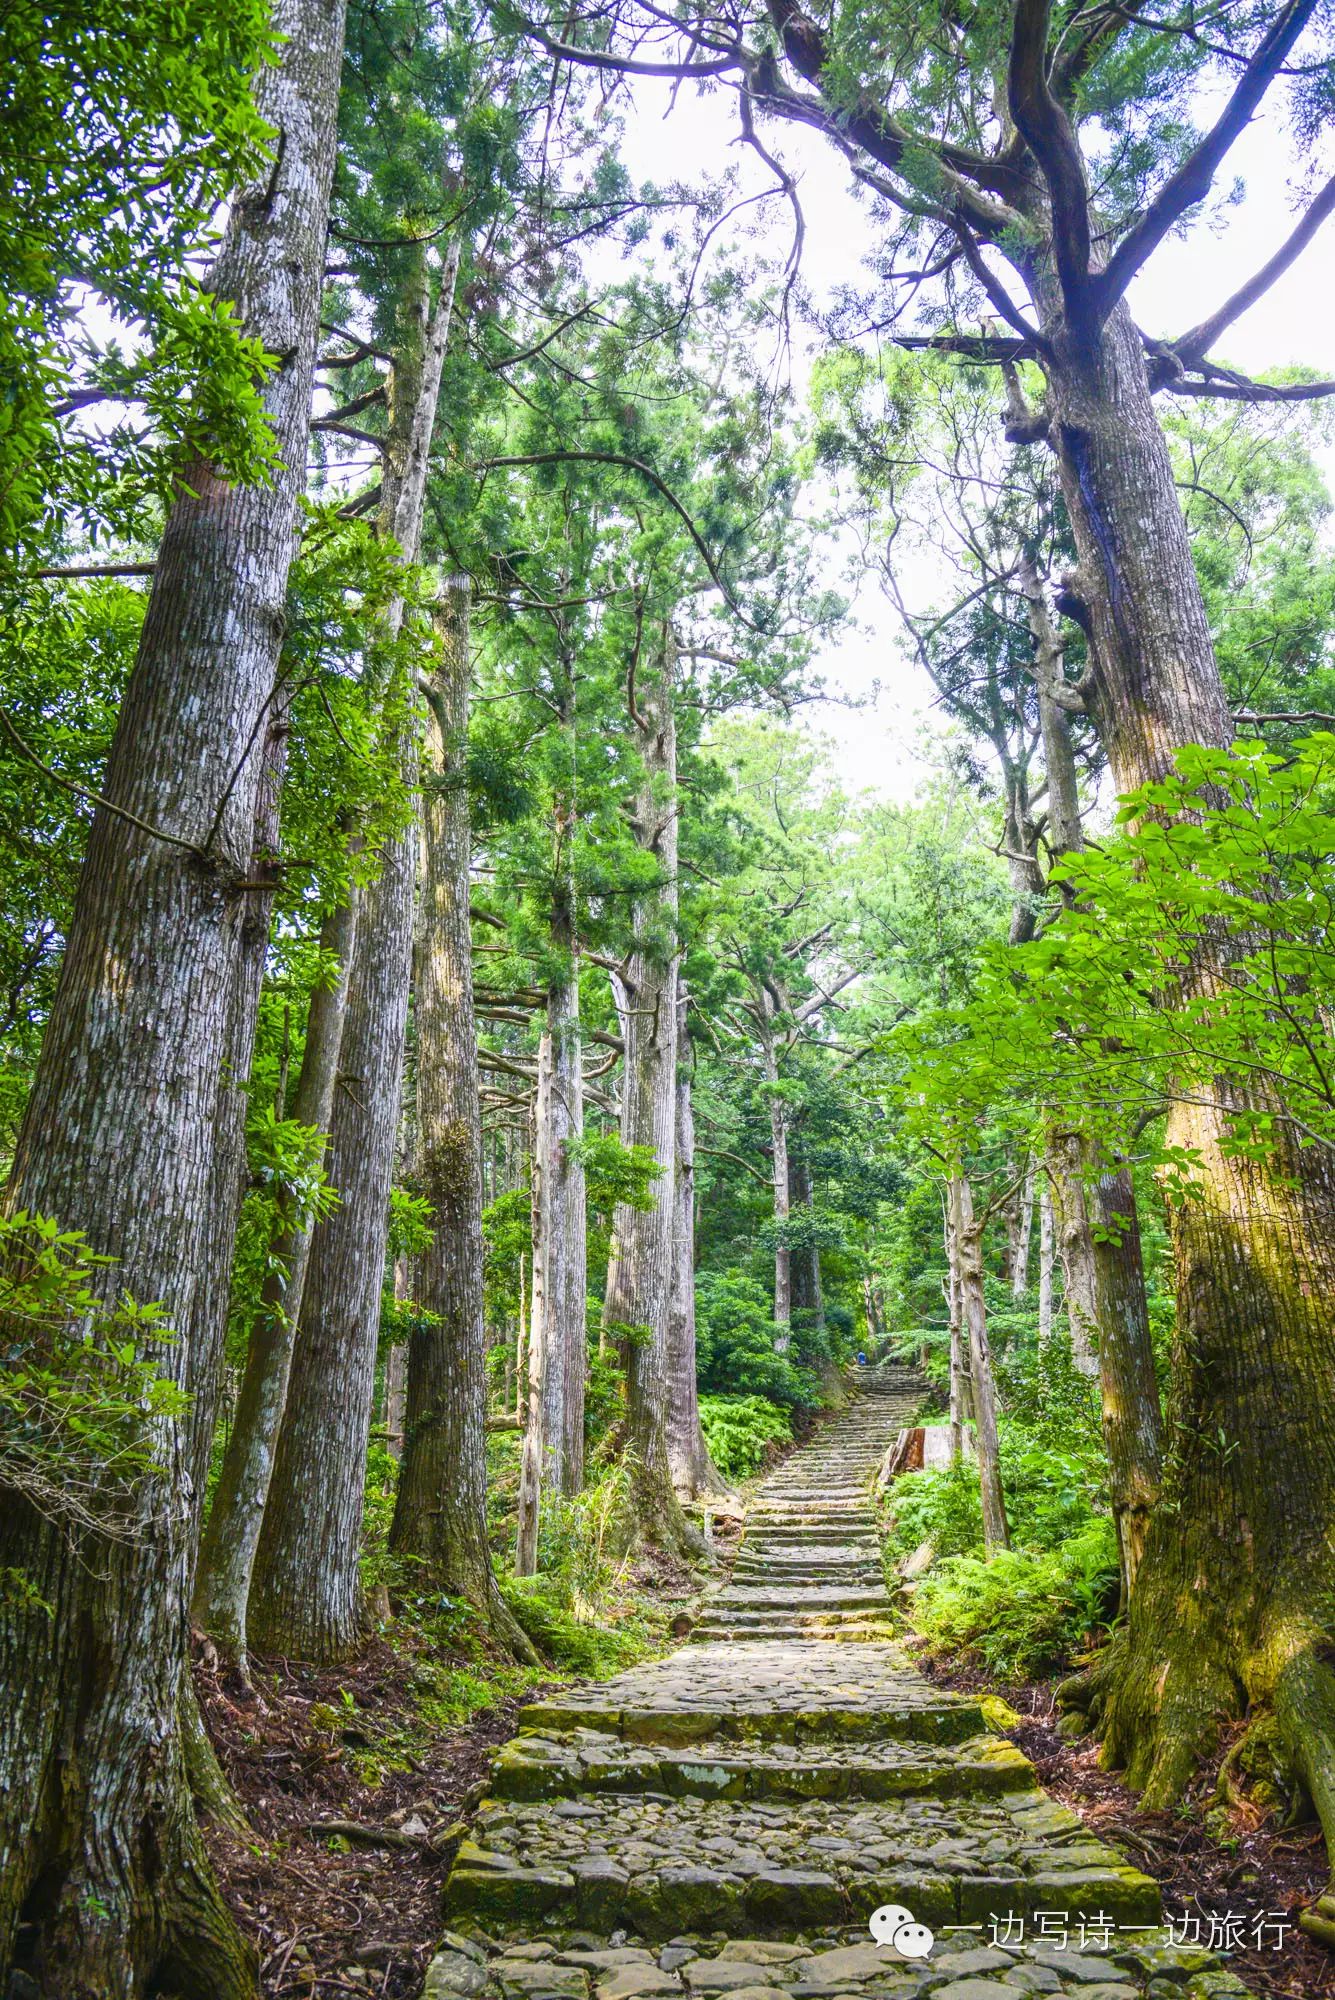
[598, 77, 1335, 800]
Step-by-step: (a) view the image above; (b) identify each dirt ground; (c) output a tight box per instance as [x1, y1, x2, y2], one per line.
[199, 1635, 540, 2000]
[919, 1655, 1335, 2000]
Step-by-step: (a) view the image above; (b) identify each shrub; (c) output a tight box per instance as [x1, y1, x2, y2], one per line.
[912, 1518, 1120, 1677]
[698, 1394, 792, 1479]
[694, 1271, 816, 1404]
[884, 1425, 1104, 1562]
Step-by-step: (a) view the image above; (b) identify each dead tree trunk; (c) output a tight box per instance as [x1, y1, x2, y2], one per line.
[0, 3, 345, 1988]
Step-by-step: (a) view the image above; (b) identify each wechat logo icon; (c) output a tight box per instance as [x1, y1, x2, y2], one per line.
[868, 1903, 935, 1959]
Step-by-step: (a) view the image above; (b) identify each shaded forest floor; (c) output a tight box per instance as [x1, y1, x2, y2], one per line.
[920, 1655, 1334, 2000]
[198, 1548, 702, 1999]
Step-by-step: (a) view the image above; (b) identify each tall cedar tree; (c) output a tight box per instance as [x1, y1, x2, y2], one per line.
[0, 1, 346, 1989]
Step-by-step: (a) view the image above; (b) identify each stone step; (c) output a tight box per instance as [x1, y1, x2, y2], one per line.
[517, 1641, 987, 1747]
[490, 1728, 1038, 1805]
[687, 1608, 895, 1640]
[729, 1568, 883, 1588]
[444, 1788, 1161, 1939]
[709, 1588, 889, 1612]
[735, 1536, 879, 1552]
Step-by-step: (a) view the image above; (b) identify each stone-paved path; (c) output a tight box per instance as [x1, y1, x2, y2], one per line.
[426, 1371, 1248, 2000]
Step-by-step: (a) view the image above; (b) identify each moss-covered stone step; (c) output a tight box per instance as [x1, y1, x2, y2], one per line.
[490, 1728, 1037, 1805]
[735, 1536, 879, 1552]
[517, 1641, 987, 1747]
[443, 1790, 1161, 1939]
[425, 1926, 1252, 2000]
[710, 1588, 889, 1613]
[689, 1619, 897, 1644]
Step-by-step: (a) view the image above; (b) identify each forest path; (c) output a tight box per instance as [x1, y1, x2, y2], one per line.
[425, 1373, 1247, 2000]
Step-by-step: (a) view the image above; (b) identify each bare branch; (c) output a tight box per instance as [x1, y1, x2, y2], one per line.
[1008, 0, 1094, 336]
[1093, 0, 1321, 316]
[1172, 172, 1335, 361]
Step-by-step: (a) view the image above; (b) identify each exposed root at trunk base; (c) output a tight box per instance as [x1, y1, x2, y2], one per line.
[1061, 1622, 1335, 1947]
[483, 1576, 543, 1667]
[12, 1803, 259, 2000]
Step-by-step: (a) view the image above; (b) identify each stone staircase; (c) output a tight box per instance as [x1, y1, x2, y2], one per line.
[426, 1371, 1249, 2000]
[690, 1369, 919, 1644]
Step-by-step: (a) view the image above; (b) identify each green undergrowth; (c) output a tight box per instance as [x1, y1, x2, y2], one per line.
[882, 1342, 1120, 1678]
[698, 1392, 793, 1479]
[911, 1517, 1119, 1677]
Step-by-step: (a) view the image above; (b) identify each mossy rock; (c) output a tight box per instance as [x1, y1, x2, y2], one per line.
[978, 1694, 1024, 1731]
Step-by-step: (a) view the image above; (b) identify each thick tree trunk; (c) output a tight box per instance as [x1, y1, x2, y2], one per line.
[249, 236, 460, 1660]
[667, 982, 729, 1499]
[603, 638, 695, 1552]
[194, 891, 359, 1670]
[949, 1176, 1010, 1552]
[0, 3, 345, 1988]
[1033, 286, 1335, 1845]
[388, 579, 531, 1653]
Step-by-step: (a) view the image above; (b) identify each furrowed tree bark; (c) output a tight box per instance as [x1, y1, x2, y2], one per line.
[949, 1175, 1009, 1551]
[667, 980, 729, 1499]
[250, 233, 459, 1661]
[388, 578, 533, 1655]
[603, 634, 696, 1552]
[1028, 275, 1335, 1836]
[0, 0, 345, 1988]
[193, 889, 360, 1672]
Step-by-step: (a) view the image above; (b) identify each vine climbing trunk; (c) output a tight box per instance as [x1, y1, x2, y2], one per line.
[0, 1, 346, 1988]
[251, 233, 460, 1661]
[603, 632, 695, 1552]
